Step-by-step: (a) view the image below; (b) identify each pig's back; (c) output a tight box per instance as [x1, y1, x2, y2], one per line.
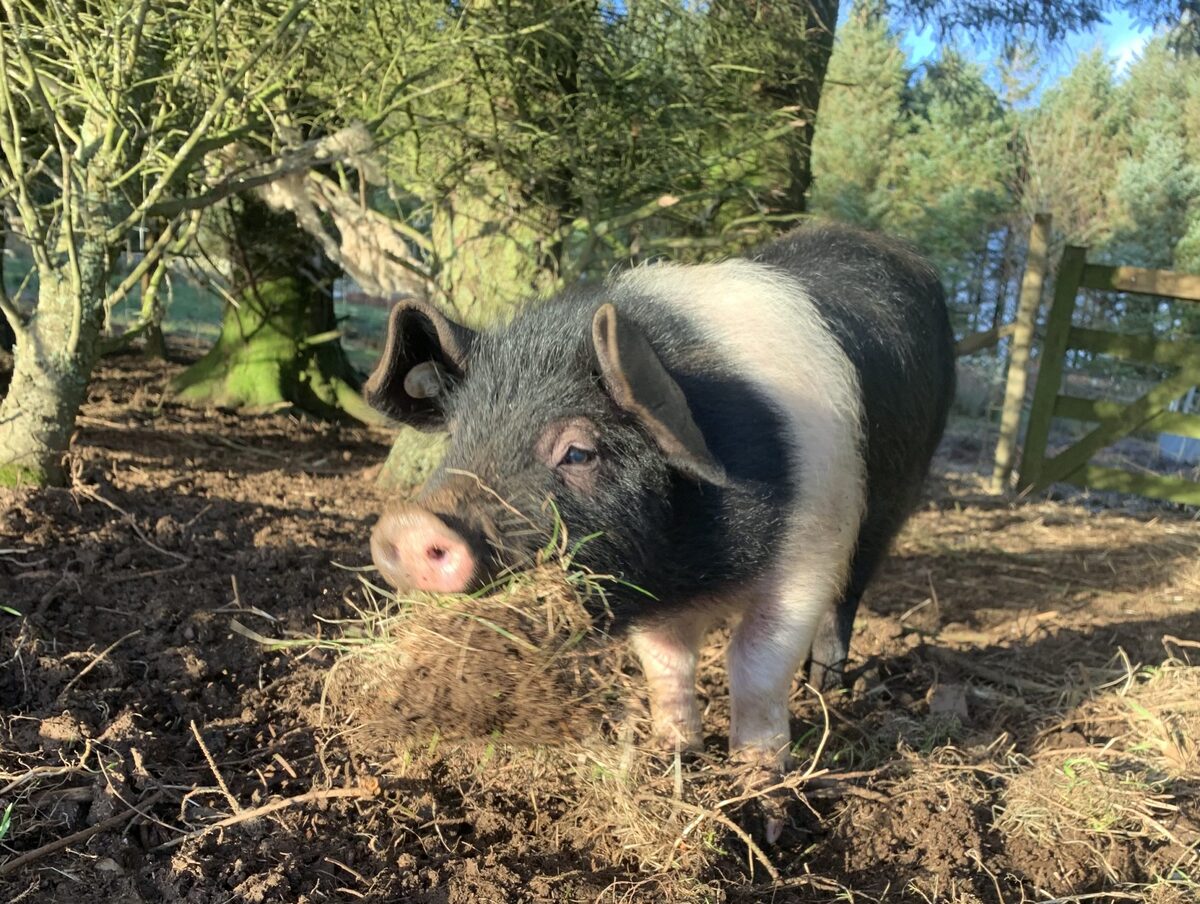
[612, 241, 869, 601]
[748, 223, 955, 546]
[610, 222, 953, 601]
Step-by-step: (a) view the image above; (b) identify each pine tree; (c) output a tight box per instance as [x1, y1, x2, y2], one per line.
[1022, 50, 1128, 249]
[809, 1, 909, 226]
[886, 51, 1016, 294]
[1108, 39, 1200, 273]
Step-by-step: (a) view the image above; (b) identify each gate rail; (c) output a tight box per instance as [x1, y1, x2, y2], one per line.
[1017, 247, 1200, 506]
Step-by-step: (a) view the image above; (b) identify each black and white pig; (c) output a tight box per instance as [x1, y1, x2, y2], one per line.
[364, 222, 954, 774]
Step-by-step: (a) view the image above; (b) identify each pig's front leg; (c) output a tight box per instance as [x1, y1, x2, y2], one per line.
[629, 614, 714, 752]
[726, 587, 834, 845]
[727, 589, 833, 769]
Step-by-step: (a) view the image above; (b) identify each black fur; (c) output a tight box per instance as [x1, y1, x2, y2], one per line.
[430, 291, 793, 621]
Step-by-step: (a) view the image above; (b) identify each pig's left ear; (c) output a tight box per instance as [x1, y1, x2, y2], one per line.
[590, 303, 727, 486]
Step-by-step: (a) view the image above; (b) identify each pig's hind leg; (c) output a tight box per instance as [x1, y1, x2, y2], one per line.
[629, 613, 716, 752]
[809, 509, 913, 690]
[808, 597, 855, 693]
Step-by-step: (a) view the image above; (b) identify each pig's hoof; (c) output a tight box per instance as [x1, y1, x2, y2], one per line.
[646, 732, 703, 762]
[752, 792, 788, 845]
[808, 613, 849, 692]
[807, 657, 845, 693]
[731, 759, 793, 847]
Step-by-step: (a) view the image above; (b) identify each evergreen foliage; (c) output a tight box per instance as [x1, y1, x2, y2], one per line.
[812, 5, 1200, 346]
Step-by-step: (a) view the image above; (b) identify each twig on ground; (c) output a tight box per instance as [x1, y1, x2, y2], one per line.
[61, 631, 140, 695]
[72, 484, 189, 564]
[153, 784, 377, 851]
[190, 720, 240, 814]
[1163, 634, 1200, 653]
[102, 563, 189, 586]
[802, 781, 890, 803]
[0, 791, 163, 878]
[0, 746, 93, 797]
[648, 795, 780, 883]
[800, 683, 832, 780]
[926, 646, 1058, 694]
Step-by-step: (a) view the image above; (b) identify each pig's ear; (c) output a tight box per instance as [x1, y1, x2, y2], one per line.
[590, 303, 727, 486]
[363, 301, 476, 428]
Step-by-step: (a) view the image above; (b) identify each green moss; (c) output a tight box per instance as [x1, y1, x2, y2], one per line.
[169, 197, 382, 424]
[0, 461, 58, 488]
[171, 273, 374, 424]
[378, 428, 447, 489]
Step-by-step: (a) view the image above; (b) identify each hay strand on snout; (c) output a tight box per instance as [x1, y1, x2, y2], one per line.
[326, 565, 627, 751]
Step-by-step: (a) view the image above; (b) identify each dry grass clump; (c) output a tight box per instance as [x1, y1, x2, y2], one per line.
[323, 564, 629, 750]
[312, 559, 843, 888]
[561, 741, 813, 883]
[996, 651, 1200, 891]
[1074, 650, 1200, 778]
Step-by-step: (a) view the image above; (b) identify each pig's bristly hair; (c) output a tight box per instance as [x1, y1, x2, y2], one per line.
[366, 221, 953, 651]
[361, 220, 955, 763]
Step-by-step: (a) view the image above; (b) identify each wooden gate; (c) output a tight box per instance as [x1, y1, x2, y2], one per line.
[1018, 246, 1200, 505]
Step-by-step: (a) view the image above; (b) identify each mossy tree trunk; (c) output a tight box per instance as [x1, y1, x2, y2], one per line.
[0, 249, 110, 486]
[171, 199, 374, 424]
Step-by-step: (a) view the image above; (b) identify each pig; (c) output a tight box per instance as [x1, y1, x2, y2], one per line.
[364, 222, 954, 782]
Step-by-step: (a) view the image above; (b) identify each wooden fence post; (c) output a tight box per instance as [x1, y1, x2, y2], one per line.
[1017, 245, 1087, 493]
[990, 213, 1051, 493]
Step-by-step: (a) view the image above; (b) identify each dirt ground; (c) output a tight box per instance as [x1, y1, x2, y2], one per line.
[1, 354, 1198, 903]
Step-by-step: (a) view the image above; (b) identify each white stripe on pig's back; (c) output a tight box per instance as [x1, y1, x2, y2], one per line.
[614, 260, 867, 617]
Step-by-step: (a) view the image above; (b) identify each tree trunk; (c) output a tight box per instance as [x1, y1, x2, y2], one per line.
[754, 0, 841, 215]
[0, 264, 107, 486]
[140, 231, 167, 360]
[377, 427, 447, 490]
[429, 164, 560, 327]
[170, 200, 375, 424]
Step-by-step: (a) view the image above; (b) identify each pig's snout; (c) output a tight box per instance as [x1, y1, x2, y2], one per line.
[371, 508, 477, 594]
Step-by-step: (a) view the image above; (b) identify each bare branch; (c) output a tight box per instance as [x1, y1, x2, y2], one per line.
[114, 0, 312, 237]
[102, 220, 179, 312]
[102, 208, 201, 312]
[258, 167, 434, 300]
[0, 143, 54, 205]
[0, 281, 28, 345]
[141, 124, 372, 222]
[0, 9, 49, 270]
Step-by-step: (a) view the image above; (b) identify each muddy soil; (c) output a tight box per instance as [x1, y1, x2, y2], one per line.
[1, 355, 1198, 903]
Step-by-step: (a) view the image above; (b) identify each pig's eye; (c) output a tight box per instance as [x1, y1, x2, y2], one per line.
[558, 445, 597, 467]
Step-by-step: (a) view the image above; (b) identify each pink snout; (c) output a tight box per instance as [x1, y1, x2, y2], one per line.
[370, 507, 477, 594]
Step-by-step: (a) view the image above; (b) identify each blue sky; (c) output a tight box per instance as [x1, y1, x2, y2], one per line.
[900, 8, 1154, 80]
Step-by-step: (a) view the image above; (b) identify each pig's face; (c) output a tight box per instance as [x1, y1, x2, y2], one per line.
[363, 299, 727, 599]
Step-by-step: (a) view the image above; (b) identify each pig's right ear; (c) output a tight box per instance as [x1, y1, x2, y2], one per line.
[362, 301, 476, 428]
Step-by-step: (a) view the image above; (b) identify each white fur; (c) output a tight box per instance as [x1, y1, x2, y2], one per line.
[616, 260, 866, 763]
